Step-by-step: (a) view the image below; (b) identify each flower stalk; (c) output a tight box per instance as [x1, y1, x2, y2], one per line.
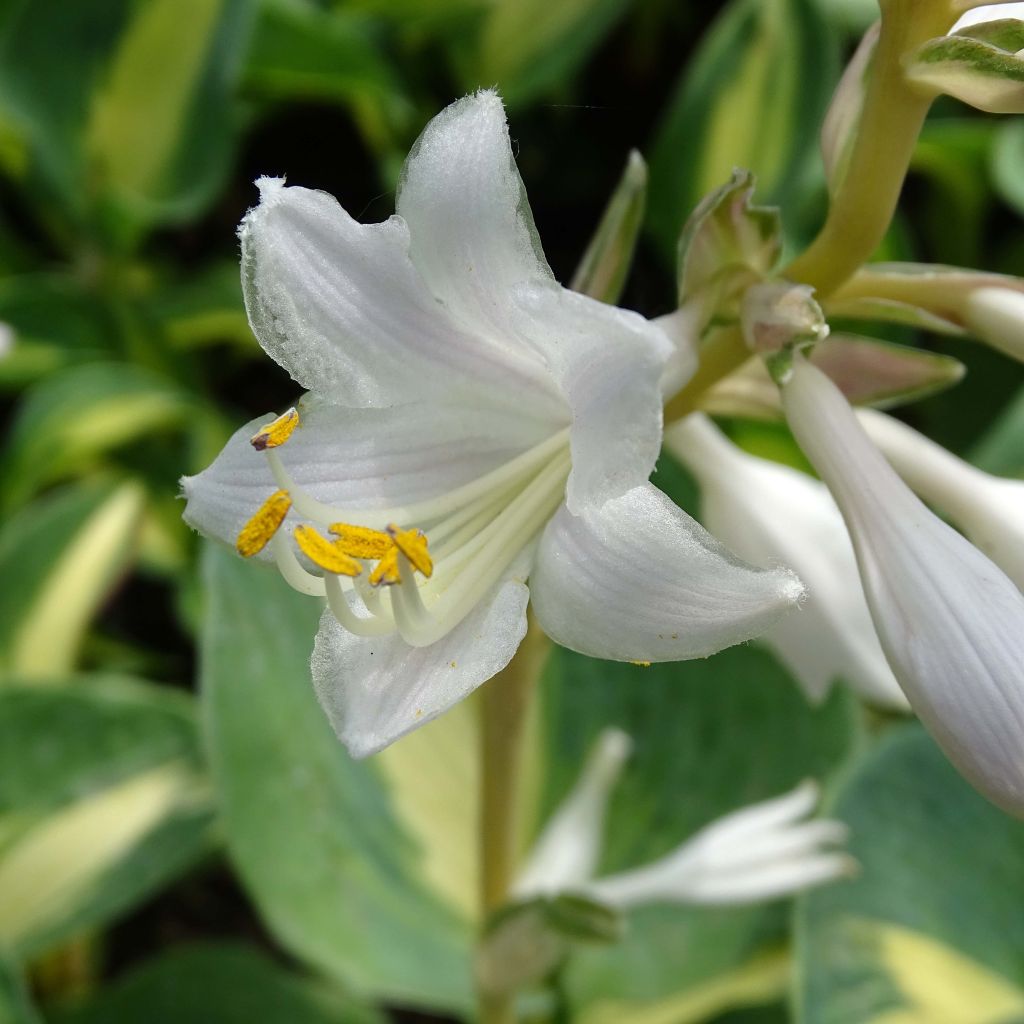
[478, 618, 550, 1023]
[785, 3, 955, 296]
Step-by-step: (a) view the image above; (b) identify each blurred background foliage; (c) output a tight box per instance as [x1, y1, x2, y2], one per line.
[1, 0, 1024, 1021]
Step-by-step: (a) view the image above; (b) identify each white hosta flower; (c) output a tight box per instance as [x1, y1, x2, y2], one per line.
[182, 91, 804, 757]
[665, 415, 907, 710]
[515, 738, 852, 908]
[783, 356, 1024, 816]
[859, 408, 1024, 590]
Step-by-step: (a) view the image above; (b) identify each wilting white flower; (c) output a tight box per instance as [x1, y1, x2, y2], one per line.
[513, 729, 633, 899]
[515, 730, 852, 908]
[964, 287, 1024, 363]
[859, 409, 1024, 590]
[665, 414, 907, 710]
[783, 356, 1024, 816]
[182, 91, 804, 757]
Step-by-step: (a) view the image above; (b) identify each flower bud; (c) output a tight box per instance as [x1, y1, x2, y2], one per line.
[964, 287, 1024, 363]
[783, 356, 1024, 817]
[858, 408, 1024, 590]
[665, 414, 906, 709]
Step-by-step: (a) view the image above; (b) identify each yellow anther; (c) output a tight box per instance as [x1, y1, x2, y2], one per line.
[387, 524, 434, 579]
[329, 522, 392, 560]
[294, 525, 362, 577]
[631, 660, 651, 668]
[250, 407, 300, 451]
[368, 547, 400, 587]
[236, 490, 292, 557]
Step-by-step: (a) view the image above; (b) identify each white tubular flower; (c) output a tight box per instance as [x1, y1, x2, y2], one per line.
[964, 287, 1024, 363]
[783, 357, 1024, 817]
[859, 409, 1024, 590]
[182, 91, 804, 757]
[665, 415, 907, 710]
[826, 265, 1024, 362]
[513, 729, 632, 899]
[584, 781, 852, 908]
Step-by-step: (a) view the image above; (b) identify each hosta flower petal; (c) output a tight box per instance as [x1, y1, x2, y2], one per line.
[311, 574, 530, 758]
[859, 408, 1024, 590]
[666, 415, 906, 709]
[396, 89, 554, 341]
[584, 781, 853, 908]
[783, 357, 1024, 817]
[239, 177, 559, 411]
[510, 283, 672, 511]
[529, 483, 804, 662]
[182, 397, 560, 553]
[514, 729, 632, 899]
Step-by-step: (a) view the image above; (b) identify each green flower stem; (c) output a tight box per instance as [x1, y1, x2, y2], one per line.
[477, 616, 550, 1024]
[663, 326, 750, 425]
[784, 3, 953, 297]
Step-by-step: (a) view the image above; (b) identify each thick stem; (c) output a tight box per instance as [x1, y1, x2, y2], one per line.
[784, 3, 953, 297]
[662, 326, 750, 426]
[477, 618, 550, 1024]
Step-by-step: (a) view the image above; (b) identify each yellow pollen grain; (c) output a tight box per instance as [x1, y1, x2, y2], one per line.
[388, 524, 434, 578]
[294, 525, 362, 577]
[368, 547, 400, 587]
[329, 522, 392, 559]
[236, 490, 291, 557]
[250, 407, 299, 451]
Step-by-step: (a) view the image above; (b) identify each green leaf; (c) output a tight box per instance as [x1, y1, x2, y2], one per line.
[0, 0, 253, 239]
[992, 117, 1024, 218]
[244, 0, 402, 108]
[0, 480, 146, 681]
[1, 362, 192, 511]
[199, 544, 474, 1012]
[474, 0, 632, 107]
[0, 0, 131, 216]
[0, 955, 39, 1024]
[85, 0, 255, 239]
[795, 726, 1024, 1023]
[968, 380, 1024, 476]
[0, 276, 118, 391]
[906, 30, 1024, 115]
[50, 943, 383, 1024]
[0, 676, 214, 957]
[534, 645, 861, 1020]
[648, 0, 839, 262]
[571, 151, 648, 305]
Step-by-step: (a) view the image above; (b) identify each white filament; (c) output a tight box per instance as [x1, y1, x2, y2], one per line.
[267, 435, 572, 647]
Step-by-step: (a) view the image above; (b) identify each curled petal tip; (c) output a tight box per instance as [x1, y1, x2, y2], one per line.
[255, 175, 286, 204]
